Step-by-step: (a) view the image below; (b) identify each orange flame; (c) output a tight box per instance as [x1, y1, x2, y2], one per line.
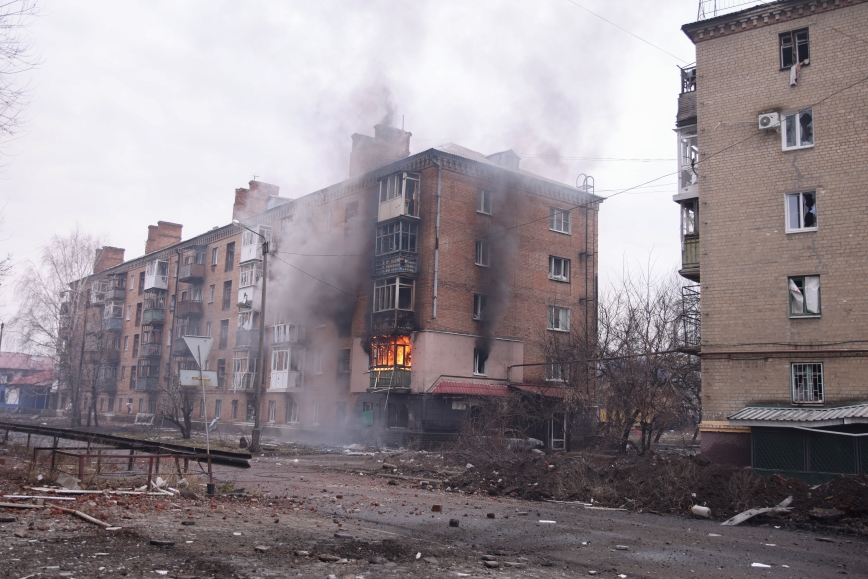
[371, 336, 411, 369]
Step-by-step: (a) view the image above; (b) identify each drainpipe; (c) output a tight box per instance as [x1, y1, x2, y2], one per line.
[432, 157, 442, 318]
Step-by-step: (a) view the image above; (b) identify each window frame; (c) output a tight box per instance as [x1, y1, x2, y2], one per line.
[473, 293, 487, 321]
[475, 239, 490, 267]
[779, 28, 810, 70]
[477, 188, 492, 215]
[473, 348, 487, 376]
[225, 242, 235, 271]
[782, 108, 814, 151]
[545, 358, 569, 382]
[547, 305, 570, 332]
[549, 206, 571, 235]
[788, 275, 821, 317]
[791, 362, 823, 404]
[784, 190, 818, 233]
[548, 256, 571, 282]
[211, 247, 219, 266]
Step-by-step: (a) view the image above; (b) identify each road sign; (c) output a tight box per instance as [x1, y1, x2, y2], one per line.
[181, 336, 213, 369]
[179, 370, 219, 388]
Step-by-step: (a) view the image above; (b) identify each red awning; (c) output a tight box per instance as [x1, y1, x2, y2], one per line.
[430, 381, 510, 397]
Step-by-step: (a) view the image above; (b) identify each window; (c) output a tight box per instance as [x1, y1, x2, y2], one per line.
[100, 398, 105, 413]
[549, 256, 570, 282]
[475, 239, 490, 267]
[792, 362, 823, 403]
[286, 401, 299, 423]
[205, 322, 212, 337]
[214, 399, 222, 419]
[782, 108, 813, 150]
[231, 399, 238, 420]
[313, 351, 323, 374]
[123, 335, 129, 351]
[546, 358, 569, 382]
[547, 306, 570, 331]
[311, 401, 320, 425]
[217, 359, 226, 385]
[135, 303, 142, 326]
[477, 188, 492, 214]
[130, 365, 137, 389]
[338, 349, 351, 373]
[473, 294, 487, 321]
[138, 272, 145, 295]
[120, 366, 126, 380]
[373, 277, 414, 312]
[268, 400, 276, 422]
[208, 284, 215, 303]
[130, 274, 136, 291]
[272, 349, 289, 372]
[211, 247, 219, 266]
[138, 398, 144, 413]
[473, 348, 487, 376]
[126, 305, 132, 321]
[225, 242, 235, 271]
[788, 275, 820, 316]
[785, 191, 817, 232]
[678, 132, 698, 193]
[132, 334, 139, 358]
[219, 320, 229, 349]
[222, 281, 232, 310]
[239, 263, 261, 287]
[375, 221, 418, 255]
[345, 201, 358, 220]
[549, 207, 571, 234]
[107, 397, 114, 413]
[780, 28, 809, 69]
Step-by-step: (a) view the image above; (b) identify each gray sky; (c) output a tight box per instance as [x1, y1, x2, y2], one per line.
[0, 0, 704, 319]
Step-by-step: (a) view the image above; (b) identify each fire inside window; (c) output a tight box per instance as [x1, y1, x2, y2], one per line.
[370, 336, 412, 369]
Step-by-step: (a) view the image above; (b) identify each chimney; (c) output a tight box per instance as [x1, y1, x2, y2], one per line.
[93, 246, 125, 274]
[485, 150, 521, 170]
[144, 221, 183, 254]
[232, 180, 280, 221]
[349, 124, 412, 178]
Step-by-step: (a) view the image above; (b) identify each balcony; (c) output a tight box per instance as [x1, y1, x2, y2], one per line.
[175, 299, 203, 318]
[371, 310, 415, 334]
[144, 259, 169, 291]
[141, 343, 162, 359]
[235, 329, 260, 349]
[374, 252, 418, 277]
[369, 368, 411, 390]
[268, 370, 302, 392]
[237, 285, 261, 311]
[272, 324, 306, 345]
[680, 284, 701, 352]
[171, 339, 194, 357]
[135, 377, 159, 393]
[232, 372, 256, 391]
[97, 377, 118, 392]
[105, 288, 126, 302]
[680, 236, 700, 281]
[103, 317, 123, 332]
[179, 263, 206, 283]
[142, 308, 165, 326]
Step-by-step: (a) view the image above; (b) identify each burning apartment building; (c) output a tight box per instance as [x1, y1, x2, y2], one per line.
[61, 124, 600, 445]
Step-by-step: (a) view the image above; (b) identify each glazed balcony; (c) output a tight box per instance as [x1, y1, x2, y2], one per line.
[232, 372, 256, 391]
[103, 317, 123, 332]
[135, 377, 159, 393]
[235, 329, 260, 349]
[680, 235, 700, 282]
[142, 308, 165, 326]
[175, 299, 203, 318]
[373, 252, 418, 277]
[105, 287, 126, 302]
[371, 310, 415, 334]
[178, 263, 206, 283]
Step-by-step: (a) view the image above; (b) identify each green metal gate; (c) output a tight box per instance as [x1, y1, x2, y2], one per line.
[753, 427, 866, 477]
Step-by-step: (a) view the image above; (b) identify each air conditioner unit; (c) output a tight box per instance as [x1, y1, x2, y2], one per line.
[759, 112, 780, 130]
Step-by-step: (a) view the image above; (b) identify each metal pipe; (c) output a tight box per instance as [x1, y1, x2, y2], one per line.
[700, 348, 868, 358]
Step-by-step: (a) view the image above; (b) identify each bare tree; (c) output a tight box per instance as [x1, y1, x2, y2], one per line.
[12, 227, 103, 427]
[158, 375, 196, 439]
[0, 0, 39, 155]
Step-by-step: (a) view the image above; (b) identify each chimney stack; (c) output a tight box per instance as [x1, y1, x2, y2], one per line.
[93, 246, 125, 274]
[233, 180, 280, 221]
[349, 124, 412, 178]
[145, 221, 183, 254]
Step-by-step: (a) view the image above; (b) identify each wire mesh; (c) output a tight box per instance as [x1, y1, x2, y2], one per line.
[809, 432, 856, 474]
[753, 429, 804, 471]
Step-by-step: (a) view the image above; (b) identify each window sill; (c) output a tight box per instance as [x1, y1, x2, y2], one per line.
[475, 263, 490, 268]
[784, 227, 817, 234]
[789, 314, 821, 319]
[472, 373, 487, 377]
[549, 228, 571, 235]
[547, 328, 570, 333]
[782, 144, 814, 152]
[476, 210, 492, 216]
[791, 401, 824, 406]
[548, 276, 570, 283]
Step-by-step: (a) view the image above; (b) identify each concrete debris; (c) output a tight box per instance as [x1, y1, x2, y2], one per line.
[751, 562, 771, 568]
[423, 557, 439, 564]
[482, 555, 497, 561]
[179, 489, 199, 500]
[465, 463, 474, 469]
[368, 556, 388, 564]
[449, 518, 459, 527]
[55, 472, 81, 490]
[486, 513, 495, 518]
[382, 463, 397, 470]
[295, 550, 310, 557]
[319, 554, 340, 562]
[254, 545, 270, 552]
[483, 561, 500, 569]
[14, 529, 28, 538]
[0, 516, 18, 522]
[615, 545, 629, 550]
[721, 496, 792, 526]
[334, 532, 353, 539]
[431, 504, 442, 512]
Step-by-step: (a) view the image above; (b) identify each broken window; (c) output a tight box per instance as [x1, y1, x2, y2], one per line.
[376, 221, 418, 255]
[792, 362, 823, 404]
[473, 348, 487, 376]
[780, 28, 809, 69]
[214, 399, 222, 419]
[788, 275, 821, 316]
[378, 172, 420, 218]
[345, 201, 358, 220]
[225, 242, 235, 271]
[549, 256, 570, 282]
[679, 133, 698, 192]
[219, 319, 229, 349]
[231, 399, 238, 420]
[373, 277, 414, 312]
[338, 349, 351, 373]
[239, 263, 262, 288]
[286, 401, 299, 423]
[312, 402, 320, 425]
[477, 188, 492, 214]
[783, 108, 813, 150]
[547, 305, 570, 332]
[475, 239, 490, 267]
[549, 207, 571, 234]
[681, 200, 698, 237]
[545, 358, 569, 382]
[370, 336, 411, 369]
[272, 349, 289, 372]
[786, 191, 817, 232]
[268, 400, 276, 422]
[473, 294, 487, 321]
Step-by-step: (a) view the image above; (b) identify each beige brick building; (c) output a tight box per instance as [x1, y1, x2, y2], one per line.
[677, 0, 868, 477]
[65, 124, 600, 446]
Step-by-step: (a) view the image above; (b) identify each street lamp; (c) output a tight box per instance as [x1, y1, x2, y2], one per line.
[232, 219, 269, 453]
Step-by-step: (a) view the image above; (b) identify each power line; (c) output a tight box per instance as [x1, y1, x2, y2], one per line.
[561, 0, 690, 63]
[272, 251, 365, 258]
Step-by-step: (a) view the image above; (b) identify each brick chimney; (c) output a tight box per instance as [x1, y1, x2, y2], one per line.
[145, 221, 183, 254]
[93, 246, 125, 274]
[349, 124, 412, 178]
[233, 180, 280, 221]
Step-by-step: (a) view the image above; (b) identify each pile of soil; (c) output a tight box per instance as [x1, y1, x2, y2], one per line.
[444, 453, 868, 533]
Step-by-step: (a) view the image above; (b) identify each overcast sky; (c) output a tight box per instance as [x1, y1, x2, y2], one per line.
[0, 0, 709, 321]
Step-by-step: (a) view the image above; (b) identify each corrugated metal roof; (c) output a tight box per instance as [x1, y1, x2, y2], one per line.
[729, 403, 868, 427]
[512, 384, 566, 399]
[430, 381, 510, 397]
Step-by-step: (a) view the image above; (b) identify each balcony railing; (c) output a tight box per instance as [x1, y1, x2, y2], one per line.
[179, 263, 206, 283]
[269, 370, 302, 391]
[236, 329, 260, 349]
[374, 252, 418, 277]
[371, 310, 415, 334]
[369, 368, 411, 390]
[142, 308, 165, 326]
[682, 236, 700, 270]
[680, 284, 701, 350]
[141, 343, 162, 359]
[272, 324, 306, 345]
[135, 377, 159, 393]
[232, 372, 256, 391]
[175, 299, 203, 318]
[105, 288, 126, 302]
[103, 318, 123, 332]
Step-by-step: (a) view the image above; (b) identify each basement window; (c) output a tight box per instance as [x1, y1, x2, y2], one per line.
[473, 294, 487, 320]
[547, 306, 570, 332]
[475, 239, 490, 267]
[788, 275, 820, 317]
[549, 256, 570, 282]
[780, 28, 809, 69]
[477, 188, 492, 215]
[782, 108, 813, 150]
[792, 362, 823, 404]
[549, 207, 571, 234]
[473, 348, 487, 376]
[785, 191, 817, 232]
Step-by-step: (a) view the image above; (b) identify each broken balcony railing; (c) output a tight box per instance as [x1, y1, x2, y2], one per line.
[371, 310, 414, 334]
[680, 284, 701, 350]
[374, 252, 418, 276]
[680, 65, 696, 93]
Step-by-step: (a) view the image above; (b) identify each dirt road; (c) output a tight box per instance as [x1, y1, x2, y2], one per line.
[3, 452, 867, 578]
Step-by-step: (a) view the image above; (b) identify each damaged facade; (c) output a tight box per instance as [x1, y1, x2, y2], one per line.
[676, 0, 868, 478]
[58, 124, 600, 445]
[0, 353, 54, 413]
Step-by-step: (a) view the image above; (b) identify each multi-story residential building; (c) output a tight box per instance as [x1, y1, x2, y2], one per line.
[0, 353, 54, 413]
[676, 0, 868, 478]
[64, 124, 600, 446]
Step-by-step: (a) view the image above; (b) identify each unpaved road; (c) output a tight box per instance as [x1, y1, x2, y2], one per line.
[3, 451, 867, 578]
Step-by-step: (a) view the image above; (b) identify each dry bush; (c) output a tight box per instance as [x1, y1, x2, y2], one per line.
[726, 468, 762, 513]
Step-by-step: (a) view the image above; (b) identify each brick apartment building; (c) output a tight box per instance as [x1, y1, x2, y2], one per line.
[676, 0, 868, 477]
[61, 124, 600, 445]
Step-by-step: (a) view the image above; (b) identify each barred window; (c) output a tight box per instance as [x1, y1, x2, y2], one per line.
[792, 363, 823, 404]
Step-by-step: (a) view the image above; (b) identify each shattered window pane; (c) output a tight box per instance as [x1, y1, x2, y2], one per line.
[785, 114, 797, 148]
[799, 110, 813, 146]
[783, 108, 813, 150]
[780, 28, 809, 68]
[789, 275, 820, 316]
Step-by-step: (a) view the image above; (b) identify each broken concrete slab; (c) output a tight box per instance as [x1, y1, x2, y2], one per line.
[55, 473, 80, 490]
